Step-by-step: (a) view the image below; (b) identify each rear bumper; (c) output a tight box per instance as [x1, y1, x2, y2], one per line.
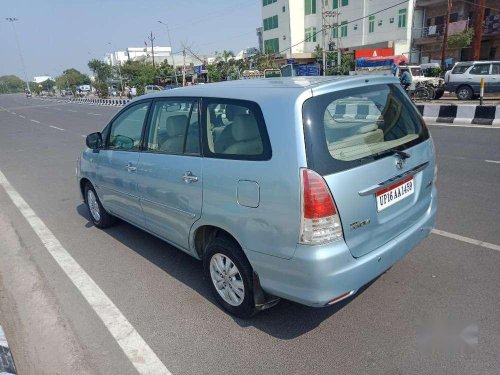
[247, 187, 437, 307]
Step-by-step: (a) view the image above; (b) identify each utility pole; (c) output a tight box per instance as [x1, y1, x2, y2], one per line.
[158, 20, 179, 85]
[322, 9, 336, 76]
[336, 10, 341, 74]
[148, 32, 156, 68]
[472, 0, 485, 60]
[182, 48, 186, 87]
[6, 17, 30, 92]
[321, 1, 326, 76]
[440, 0, 452, 70]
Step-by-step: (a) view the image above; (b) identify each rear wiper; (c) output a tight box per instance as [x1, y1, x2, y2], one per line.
[358, 148, 411, 162]
[388, 149, 411, 159]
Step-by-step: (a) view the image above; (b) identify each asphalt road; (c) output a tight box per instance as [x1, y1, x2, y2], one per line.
[0, 94, 499, 375]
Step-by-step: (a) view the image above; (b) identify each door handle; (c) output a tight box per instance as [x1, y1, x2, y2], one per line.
[182, 171, 198, 183]
[126, 162, 137, 172]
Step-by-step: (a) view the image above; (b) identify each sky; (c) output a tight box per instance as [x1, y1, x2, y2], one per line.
[1, 0, 261, 80]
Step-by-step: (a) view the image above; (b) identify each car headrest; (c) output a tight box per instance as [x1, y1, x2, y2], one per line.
[231, 115, 259, 142]
[166, 115, 187, 137]
[225, 105, 247, 121]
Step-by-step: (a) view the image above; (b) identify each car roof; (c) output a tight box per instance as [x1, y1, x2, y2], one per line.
[137, 76, 399, 102]
[456, 61, 499, 65]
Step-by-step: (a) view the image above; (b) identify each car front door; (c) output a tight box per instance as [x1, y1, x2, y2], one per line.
[96, 100, 151, 226]
[137, 98, 202, 252]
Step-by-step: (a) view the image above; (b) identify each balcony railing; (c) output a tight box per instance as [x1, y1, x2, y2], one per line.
[413, 19, 470, 41]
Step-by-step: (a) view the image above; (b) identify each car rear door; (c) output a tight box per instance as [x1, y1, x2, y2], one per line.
[468, 63, 491, 93]
[303, 82, 435, 258]
[136, 98, 202, 251]
[491, 63, 500, 92]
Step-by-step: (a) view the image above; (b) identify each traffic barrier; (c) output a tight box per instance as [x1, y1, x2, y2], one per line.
[32, 96, 130, 108]
[416, 104, 500, 126]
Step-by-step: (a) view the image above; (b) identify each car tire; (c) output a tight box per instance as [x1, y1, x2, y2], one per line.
[456, 85, 473, 100]
[203, 236, 257, 319]
[84, 182, 116, 228]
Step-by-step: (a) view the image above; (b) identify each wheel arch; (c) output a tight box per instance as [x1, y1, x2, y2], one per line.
[192, 224, 244, 260]
[79, 177, 92, 201]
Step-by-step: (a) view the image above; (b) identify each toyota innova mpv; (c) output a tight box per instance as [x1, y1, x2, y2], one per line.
[78, 77, 437, 318]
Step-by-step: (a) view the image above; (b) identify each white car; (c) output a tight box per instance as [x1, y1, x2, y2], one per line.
[445, 61, 500, 100]
[144, 85, 164, 94]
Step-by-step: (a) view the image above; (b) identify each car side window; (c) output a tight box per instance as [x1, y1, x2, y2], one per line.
[108, 102, 150, 151]
[492, 63, 500, 75]
[203, 99, 271, 160]
[469, 64, 491, 75]
[146, 99, 199, 155]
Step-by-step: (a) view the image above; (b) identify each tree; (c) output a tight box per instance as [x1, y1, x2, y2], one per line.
[88, 59, 112, 83]
[120, 60, 157, 95]
[0, 75, 25, 94]
[55, 68, 90, 93]
[448, 29, 474, 49]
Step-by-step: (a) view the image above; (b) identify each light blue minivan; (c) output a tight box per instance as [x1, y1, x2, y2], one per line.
[78, 77, 437, 318]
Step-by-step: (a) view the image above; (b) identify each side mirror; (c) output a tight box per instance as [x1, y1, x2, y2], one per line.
[86, 132, 103, 149]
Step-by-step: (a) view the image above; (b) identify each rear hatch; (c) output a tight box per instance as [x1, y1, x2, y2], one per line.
[302, 82, 435, 258]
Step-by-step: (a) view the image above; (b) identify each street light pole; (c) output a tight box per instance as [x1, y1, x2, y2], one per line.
[148, 32, 156, 68]
[6, 17, 30, 92]
[158, 20, 179, 85]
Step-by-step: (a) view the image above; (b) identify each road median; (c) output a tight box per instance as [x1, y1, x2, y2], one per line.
[416, 103, 500, 126]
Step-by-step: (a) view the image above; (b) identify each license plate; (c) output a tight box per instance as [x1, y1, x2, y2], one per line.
[376, 177, 414, 212]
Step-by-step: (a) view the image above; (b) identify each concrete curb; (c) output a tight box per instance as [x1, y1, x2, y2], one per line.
[34, 96, 131, 107]
[416, 104, 500, 126]
[0, 325, 17, 374]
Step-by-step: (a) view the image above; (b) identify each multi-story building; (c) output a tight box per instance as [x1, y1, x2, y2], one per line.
[412, 0, 500, 65]
[261, 0, 415, 62]
[104, 46, 172, 66]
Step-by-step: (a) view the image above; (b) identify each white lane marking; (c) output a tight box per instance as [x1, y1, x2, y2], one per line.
[67, 109, 77, 113]
[81, 135, 86, 138]
[432, 229, 500, 252]
[427, 123, 500, 129]
[30, 119, 41, 123]
[11, 112, 17, 115]
[19, 115, 25, 119]
[49, 125, 65, 131]
[485, 160, 500, 164]
[0, 170, 171, 375]
[88, 113, 101, 116]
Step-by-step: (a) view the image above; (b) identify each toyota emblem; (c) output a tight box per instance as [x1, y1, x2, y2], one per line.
[395, 158, 406, 169]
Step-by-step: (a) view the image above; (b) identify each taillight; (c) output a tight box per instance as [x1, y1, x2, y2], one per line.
[299, 169, 343, 245]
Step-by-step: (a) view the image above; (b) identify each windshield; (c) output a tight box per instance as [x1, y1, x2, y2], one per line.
[452, 64, 472, 74]
[411, 67, 424, 76]
[302, 83, 429, 174]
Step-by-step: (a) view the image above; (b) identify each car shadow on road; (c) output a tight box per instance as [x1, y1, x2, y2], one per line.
[76, 203, 377, 339]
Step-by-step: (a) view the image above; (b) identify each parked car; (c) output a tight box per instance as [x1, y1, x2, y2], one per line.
[78, 77, 437, 318]
[398, 65, 445, 99]
[164, 84, 179, 90]
[445, 61, 500, 100]
[144, 85, 165, 94]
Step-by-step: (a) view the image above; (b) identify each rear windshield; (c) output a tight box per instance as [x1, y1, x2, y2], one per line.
[452, 64, 472, 74]
[302, 83, 429, 175]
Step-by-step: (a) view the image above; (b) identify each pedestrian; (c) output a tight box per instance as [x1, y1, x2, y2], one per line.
[391, 63, 398, 77]
[400, 69, 412, 92]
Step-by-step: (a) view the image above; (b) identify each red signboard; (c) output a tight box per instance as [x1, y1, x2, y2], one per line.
[354, 48, 394, 59]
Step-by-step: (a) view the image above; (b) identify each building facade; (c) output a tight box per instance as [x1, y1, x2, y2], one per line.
[261, 0, 415, 60]
[104, 46, 172, 66]
[412, 0, 500, 65]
